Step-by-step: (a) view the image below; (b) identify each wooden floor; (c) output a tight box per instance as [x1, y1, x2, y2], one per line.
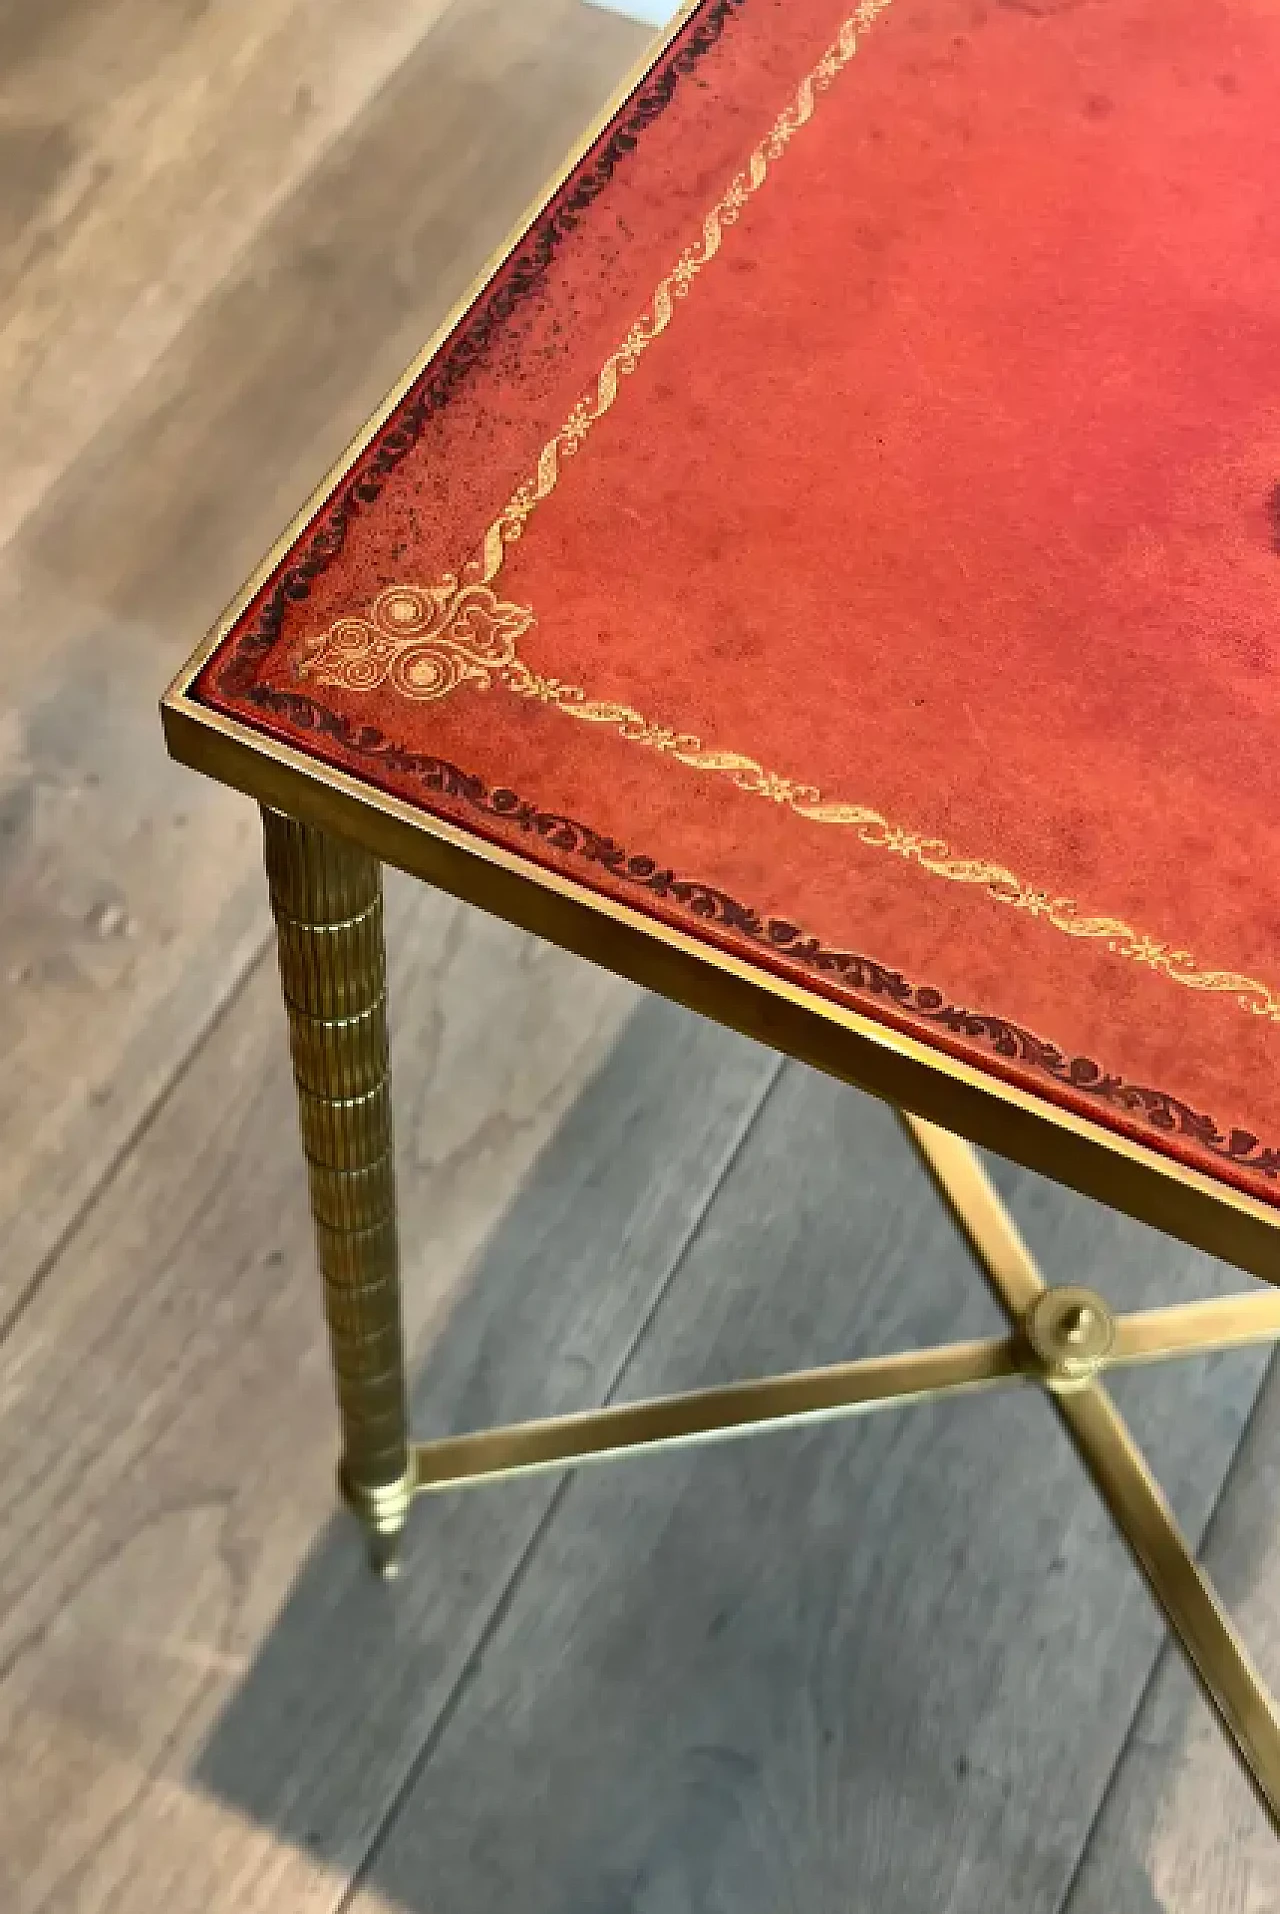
[2, 2, 1279, 1907]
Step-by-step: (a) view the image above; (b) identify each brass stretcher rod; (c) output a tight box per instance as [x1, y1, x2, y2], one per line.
[411, 1290, 1280, 1497]
[407, 1109, 1280, 1829]
[900, 1111, 1280, 1838]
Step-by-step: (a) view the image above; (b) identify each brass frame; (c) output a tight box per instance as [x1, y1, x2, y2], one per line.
[165, 684, 1280, 1287]
[248, 801, 1280, 1816]
[160, 0, 1280, 1847]
[244, 799, 1280, 1822]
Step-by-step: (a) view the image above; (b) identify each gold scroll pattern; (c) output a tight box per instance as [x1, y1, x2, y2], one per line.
[300, 584, 1280, 1025]
[293, 0, 1280, 1026]
[299, 0, 892, 704]
[300, 0, 893, 669]
[492, 662, 1280, 1026]
[458, 0, 895, 599]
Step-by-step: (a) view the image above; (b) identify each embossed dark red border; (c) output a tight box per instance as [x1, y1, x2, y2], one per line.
[244, 681, 1280, 1187]
[209, 0, 746, 703]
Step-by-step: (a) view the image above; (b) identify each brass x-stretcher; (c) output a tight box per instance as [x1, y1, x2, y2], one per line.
[403, 1111, 1280, 1830]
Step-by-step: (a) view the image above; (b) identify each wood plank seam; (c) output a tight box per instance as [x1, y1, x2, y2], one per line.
[0, 925, 274, 1349]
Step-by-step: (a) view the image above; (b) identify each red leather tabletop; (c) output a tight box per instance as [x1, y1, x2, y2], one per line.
[194, 0, 1280, 1209]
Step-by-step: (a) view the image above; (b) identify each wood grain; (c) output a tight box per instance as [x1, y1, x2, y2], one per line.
[0, 0, 651, 1324]
[341, 1073, 1274, 1914]
[0, 0, 459, 549]
[0, 968, 776, 1914]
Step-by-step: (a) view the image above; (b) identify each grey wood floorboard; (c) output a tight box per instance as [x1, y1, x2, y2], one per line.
[1063, 1363, 1280, 1910]
[0, 995, 775, 1914]
[17, 0, 648, 633]
[331, 1067, 1273, 1914]
[0, 0, 458, 549]
[0, 0, 647, 1323]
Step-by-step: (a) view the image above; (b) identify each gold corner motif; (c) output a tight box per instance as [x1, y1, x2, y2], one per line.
[300, 582, 534, 702]
[288, 0, 1280, 1029]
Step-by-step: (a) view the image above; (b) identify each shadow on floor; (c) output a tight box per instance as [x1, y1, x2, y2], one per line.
[193, 997, 1263, 1914]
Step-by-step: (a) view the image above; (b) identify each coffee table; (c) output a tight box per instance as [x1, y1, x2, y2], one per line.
[163, 0, 1280, 1827]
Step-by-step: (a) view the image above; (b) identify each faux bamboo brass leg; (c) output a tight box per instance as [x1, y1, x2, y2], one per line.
[261, 808, 413, 1577]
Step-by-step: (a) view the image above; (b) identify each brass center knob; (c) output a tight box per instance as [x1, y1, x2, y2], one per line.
[1023, 1285, 1116, 1392]
[1061, 1304, 1095, 1344]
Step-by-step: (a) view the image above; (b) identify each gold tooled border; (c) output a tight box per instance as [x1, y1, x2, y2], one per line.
[294, 0, 1280, 1029]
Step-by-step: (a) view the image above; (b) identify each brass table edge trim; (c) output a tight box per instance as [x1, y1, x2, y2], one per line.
[160, 696, 1280, 1284]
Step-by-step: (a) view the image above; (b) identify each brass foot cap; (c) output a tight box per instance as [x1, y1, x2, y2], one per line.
[338, 1461, 416, 1578]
